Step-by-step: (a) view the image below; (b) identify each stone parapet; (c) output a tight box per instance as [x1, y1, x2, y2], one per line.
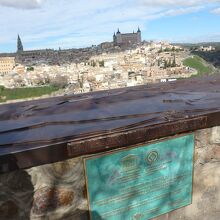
[0, 128, 220, 219]
[1, 76, 220, 219]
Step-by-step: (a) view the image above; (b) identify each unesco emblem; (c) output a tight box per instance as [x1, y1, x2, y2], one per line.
[145, 150, 159, 165]
[121, 154, 138, 171]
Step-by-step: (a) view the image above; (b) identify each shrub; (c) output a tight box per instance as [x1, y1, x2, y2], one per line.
[50, 75, 68, 88]
[0, 86, 5, 92]
[27, 66, 34, 71]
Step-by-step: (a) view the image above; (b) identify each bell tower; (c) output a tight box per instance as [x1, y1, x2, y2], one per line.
[17, 34, 24, 53]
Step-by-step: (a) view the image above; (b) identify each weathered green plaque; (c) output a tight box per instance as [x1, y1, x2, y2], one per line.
[84, 134, 194, 220]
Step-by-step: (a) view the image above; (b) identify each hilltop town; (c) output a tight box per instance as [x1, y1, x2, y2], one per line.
[0, 29, 204, 98]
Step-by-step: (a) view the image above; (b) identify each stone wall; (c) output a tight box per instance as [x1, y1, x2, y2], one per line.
[0, 127, 220, 220]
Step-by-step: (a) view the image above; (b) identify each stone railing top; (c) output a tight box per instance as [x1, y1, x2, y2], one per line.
[1, 75, 220, 173]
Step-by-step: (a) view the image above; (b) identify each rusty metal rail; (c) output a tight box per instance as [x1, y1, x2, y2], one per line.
[1, 75, 220, 173]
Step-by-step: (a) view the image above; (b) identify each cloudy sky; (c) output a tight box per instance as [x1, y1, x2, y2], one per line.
[0, 0, 220, 52]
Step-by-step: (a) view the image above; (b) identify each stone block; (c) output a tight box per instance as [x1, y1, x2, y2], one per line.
[211, 146, 220, 160]
[0, 200, 19, 219]
[210, 127, 220, 144]
[32, 186, 74, 215]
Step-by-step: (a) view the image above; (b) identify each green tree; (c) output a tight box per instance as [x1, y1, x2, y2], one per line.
[168, 59, 171, 67]
[164, 60, 168, 69]
[157, 59, 160, 66]
[99, 60, 104, 67]
[91, 60, 96, 67]
[172, 56, 176, 67]
[27, 66, 34, 71]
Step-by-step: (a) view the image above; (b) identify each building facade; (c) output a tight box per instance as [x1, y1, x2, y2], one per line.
[0, 57, 15, 74]
[113, 28, 141, 47]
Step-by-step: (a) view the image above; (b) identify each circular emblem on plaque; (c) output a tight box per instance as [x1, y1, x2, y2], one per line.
[145, 150, 159, 165]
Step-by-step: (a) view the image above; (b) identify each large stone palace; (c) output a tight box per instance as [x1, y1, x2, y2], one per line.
[113, 28, 142, 47]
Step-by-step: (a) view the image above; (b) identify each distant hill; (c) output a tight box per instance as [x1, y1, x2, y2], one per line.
[191, 50, 220, 69]
[175, 42, 220, 50]
[174, 42, 220, 69]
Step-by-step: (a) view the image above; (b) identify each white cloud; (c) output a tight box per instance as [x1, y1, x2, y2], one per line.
[164, 6, 204, 16]
[173, 33, 220, 43]
[141, 0, 220, 7]
[0, 0, 44, 9]
[212, 7, 220, 14]
[0, 0, 219, 51]
[143, 6, 204, 20]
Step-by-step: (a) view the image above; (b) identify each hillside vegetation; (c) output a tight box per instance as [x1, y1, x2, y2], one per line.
[183, 55, 213, 76]
[192, 50, 220, 69]
[0, 86, 59, 103]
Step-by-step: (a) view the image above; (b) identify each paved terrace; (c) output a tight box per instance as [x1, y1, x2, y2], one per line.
[1, 75, 220, 173]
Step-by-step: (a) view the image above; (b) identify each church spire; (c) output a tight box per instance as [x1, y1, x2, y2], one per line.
[117, 28, 120, 34]
[17, 34, 23, 52]
[137, 27, 141, 33]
